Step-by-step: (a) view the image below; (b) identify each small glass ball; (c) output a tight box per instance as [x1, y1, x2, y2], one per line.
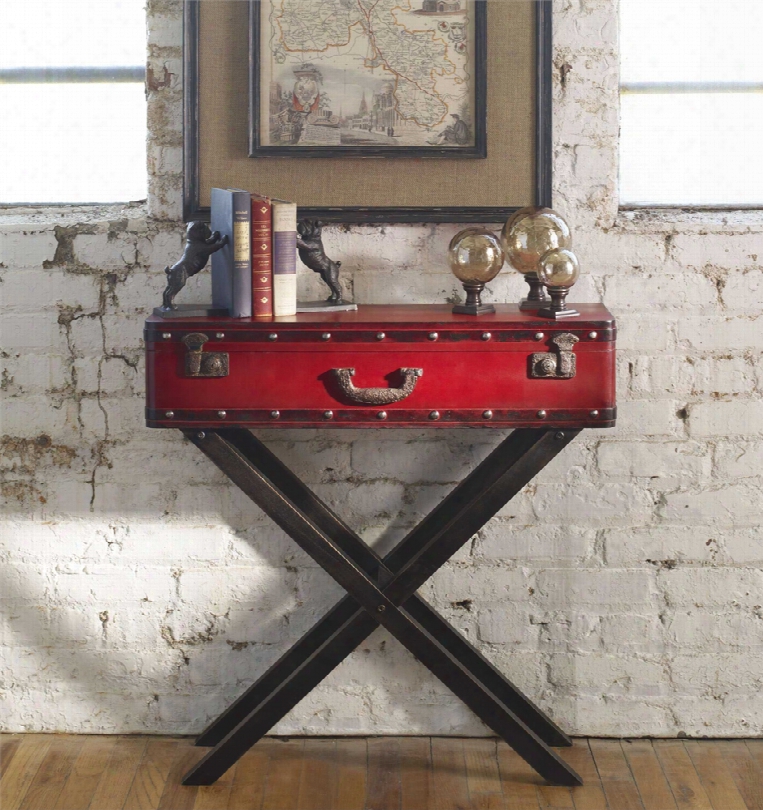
[538, 248, 580, 288]
[448, 227, 505, 284]
[501, 207, 572, 275]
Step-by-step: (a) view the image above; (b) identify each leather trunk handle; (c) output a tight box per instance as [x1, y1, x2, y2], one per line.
[332, 368, 423, 405]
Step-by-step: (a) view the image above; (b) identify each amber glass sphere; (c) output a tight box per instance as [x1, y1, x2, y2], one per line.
[500, 207, 572, 275]
[538, 248, 580, 288]
[448, 227, 505, 284]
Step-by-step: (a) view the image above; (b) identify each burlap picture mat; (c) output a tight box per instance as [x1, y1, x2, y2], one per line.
[196, 0, 536, 211]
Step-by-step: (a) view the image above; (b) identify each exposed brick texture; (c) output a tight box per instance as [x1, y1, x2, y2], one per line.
[1, 0, 762, 738]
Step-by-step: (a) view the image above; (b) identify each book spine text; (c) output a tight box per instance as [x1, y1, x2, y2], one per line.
[231, 193, 252, 318]
[272, 202, 297, 317]
[251, 197, 273, 318]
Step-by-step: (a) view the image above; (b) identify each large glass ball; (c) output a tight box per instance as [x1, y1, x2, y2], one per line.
[501, 205, 529, 236]
[538, 248, 580, 288]
[500, 207, 572, 275]
[448, 227, 505, 284]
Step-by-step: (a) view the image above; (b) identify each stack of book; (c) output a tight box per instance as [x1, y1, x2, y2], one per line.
[210, 188, 298, 318]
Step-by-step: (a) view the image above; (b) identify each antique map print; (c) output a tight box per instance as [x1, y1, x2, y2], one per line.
[258, 0, 477, 149]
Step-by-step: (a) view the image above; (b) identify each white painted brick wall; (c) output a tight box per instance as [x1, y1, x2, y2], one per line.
[1, 0, 762, 738]
[691, 401, 763, 437]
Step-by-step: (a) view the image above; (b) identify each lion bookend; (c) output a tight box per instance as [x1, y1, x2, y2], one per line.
[153, 222, 229, 319]
[296, 220, 358, 313]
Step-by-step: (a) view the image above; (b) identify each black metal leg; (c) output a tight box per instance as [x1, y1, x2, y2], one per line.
[195, 429, 571, 750]
[181, 428, 582, 788]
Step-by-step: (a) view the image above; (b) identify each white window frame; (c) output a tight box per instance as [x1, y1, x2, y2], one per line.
[0, 66, 146, 207]
[619, 80, 763, 212]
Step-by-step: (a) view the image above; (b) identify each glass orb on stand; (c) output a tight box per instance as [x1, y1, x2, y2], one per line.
[500, 207, 572, 310]
[448, 227, 505, 315]
[537, 247, 581, 319]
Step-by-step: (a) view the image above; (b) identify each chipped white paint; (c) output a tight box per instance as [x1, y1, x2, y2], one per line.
[1, 0, 762, 737]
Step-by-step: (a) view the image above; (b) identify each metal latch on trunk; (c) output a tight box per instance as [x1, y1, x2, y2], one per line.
[182, 333, 229, 378]
[530, 333, 579, 379]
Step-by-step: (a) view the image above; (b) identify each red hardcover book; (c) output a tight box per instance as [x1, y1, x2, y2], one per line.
[251, 194, 273, 318]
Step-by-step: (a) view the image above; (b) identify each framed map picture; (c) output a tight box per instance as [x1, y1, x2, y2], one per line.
[184, 0, 552, 222]
[250, 0, 487, 158]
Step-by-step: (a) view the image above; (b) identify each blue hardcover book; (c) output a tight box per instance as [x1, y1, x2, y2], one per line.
[211, 188, 252, 317]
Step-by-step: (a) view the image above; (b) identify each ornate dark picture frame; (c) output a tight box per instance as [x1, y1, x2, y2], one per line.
[183, 0, 553, 223]
[249, 0, 487, 159]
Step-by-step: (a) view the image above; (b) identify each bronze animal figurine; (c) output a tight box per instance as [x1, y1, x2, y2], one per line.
[296, 220, 343, 304]
[161, 221, 228, 311]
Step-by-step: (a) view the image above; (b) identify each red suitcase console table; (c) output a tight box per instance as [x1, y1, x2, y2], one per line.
[144, 304, 617, 787]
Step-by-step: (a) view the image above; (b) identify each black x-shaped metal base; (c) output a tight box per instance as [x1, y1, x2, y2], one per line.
[180, 427, 583, 787]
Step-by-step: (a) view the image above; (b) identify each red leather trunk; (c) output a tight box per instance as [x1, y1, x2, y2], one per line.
[144, 304, 616, 429]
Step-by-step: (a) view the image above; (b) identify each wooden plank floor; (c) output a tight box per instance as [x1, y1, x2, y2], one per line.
[2, 736, 763, 810]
